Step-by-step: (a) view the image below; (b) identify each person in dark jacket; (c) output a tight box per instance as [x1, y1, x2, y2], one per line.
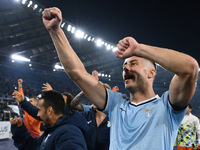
[81, 106, 110, 150]
[70, 70, 110, 150]
[11, 90, 87, 150]
[14, 90, 89, 139]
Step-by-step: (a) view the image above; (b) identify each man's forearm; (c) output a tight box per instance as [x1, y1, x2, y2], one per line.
[49, 28, 86, 81]
[137, 44, 199, 77]
[48, 28, 106, 109]
[70, 91, 84, 108]
[20, 98, 41, 121]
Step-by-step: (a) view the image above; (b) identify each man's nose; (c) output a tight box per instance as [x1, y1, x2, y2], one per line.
[123, 65, 130, 72]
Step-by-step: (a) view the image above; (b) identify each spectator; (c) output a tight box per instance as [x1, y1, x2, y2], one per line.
[111, 86, 119, 92]
[43, 75, 111, 150]
[11, 90, 87, 150]
[177, 104, 200, 150]
[18, 78, 41, 137]
[70, 70, 110, 150]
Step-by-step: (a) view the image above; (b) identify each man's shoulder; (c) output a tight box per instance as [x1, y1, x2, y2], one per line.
[190, 113, 199, 120]
[107, 89, 129, 101]
[53, 123, 83, 137]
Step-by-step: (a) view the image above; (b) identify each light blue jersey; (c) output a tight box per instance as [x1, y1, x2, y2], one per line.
[105, 89, 187, 150]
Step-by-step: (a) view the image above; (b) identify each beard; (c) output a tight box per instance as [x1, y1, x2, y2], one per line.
[43, 117, 51, 127]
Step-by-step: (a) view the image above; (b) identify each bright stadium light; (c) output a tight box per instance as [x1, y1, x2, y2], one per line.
[11, 54, 30, 62]
[27, 0, 33, 7]
[75, 30, 84, 38]
[71, 27, 75, 33]
[87, 36, 91, 41]
[38, 8, 43, 13]
[67, 25, 72, 32]
[96, 39, 103, 47]
[61, 22, 65, 28]
[22, 0, 27, 4]
[33, 4, 38, 10]
[54, 64, 64, 70]
[84, 34, 88, 39]
[106, 44, 111, 50]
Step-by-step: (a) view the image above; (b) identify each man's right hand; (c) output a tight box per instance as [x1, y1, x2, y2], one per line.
[42, 7, 62, 31]
[12, 90, 25, 102]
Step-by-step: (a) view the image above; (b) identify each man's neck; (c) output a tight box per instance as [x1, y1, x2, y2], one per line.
[50, 114, 63, 126]
[95, 110, 106, 127]
[130, 91, 156, 104]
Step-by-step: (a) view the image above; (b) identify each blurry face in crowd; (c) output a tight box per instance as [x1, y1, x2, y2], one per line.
[37, 99, 51, 127]
[29, 98, 38, 106]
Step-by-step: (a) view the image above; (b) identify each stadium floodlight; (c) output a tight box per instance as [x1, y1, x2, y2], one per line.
[27, 0, 33, 7]
[22, 0, 27, 4]
[106, 44, 111, 50]
[71, 27, 75, 33]
[96, 39, 103, 47]
[61, 22, 65, 28]
[54, 64, 64, 70]
[38, 8, 43, 13]
[11, 54, 30, 62]
[67, 25, 72, 32]
[87, 36, 91, 41]
[84, 34, 88, 39]
[33, 4, 38, 10]
[75, 30, 84, 38]
[98, 73, 101, 76]
[108, 75, 111, 78]
[29, 64, 32, 67]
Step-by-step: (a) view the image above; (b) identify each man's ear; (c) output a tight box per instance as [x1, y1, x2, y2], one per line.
[148, 68, 156, 79]
[47, 106, 53, 116]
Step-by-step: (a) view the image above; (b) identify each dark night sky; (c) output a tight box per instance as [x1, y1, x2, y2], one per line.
[38, 0, 200, 64]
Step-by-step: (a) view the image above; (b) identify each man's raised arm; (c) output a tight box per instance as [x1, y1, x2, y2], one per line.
[116, 37, 199, 110]
[42, 7, 106, 109]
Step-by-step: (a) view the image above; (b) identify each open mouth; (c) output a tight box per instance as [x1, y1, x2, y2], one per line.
[124, 74, 134, 81]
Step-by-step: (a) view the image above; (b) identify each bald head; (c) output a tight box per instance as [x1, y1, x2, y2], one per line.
[124, 56, 156, 70]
